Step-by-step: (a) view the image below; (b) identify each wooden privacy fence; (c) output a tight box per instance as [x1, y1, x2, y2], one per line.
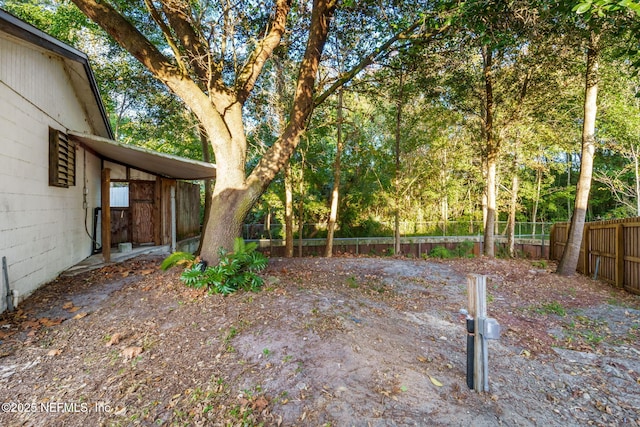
[176, 181, 201, 241]
[550, 217, 640, 295]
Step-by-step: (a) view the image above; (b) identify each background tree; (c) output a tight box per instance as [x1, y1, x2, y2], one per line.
[557, 0, 639, 275]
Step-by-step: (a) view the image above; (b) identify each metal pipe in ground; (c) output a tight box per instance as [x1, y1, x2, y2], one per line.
[2, 256, 14, 312]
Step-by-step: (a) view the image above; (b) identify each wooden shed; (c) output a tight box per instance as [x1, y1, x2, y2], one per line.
[0, 9, 215, 312]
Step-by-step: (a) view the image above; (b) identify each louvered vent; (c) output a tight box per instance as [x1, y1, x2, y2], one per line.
[49, 128, 76, 188]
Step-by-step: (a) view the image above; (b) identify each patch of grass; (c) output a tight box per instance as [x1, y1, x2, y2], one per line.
[531, 260, 547, 269]
[223, 326, 239, 352]
[536, 301, 566, 317]
[346, 276, 359, 288]
[562, 315, 610, 350]
[262, 348, 271, 357]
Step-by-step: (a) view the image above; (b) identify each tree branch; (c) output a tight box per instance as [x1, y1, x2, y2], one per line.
[236, 0, 292, 104]
[246, 0, 336, 194]
[159, 1, 224, 93]
[71, 0, 177, 81]
[142, 0, 188, 76]
[70, 0, 231, 142]
[314, 20, 450, 107]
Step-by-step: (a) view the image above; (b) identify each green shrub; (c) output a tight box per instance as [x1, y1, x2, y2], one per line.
[160, 251, 196, 271]
[454, 241, 475, 258]
[164, 238, 268, 295]
[429, 246, 453, 258]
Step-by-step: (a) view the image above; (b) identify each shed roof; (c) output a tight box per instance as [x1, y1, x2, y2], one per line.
[70, 132, 216, 180]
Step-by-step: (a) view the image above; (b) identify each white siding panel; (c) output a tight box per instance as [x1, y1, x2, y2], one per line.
[0, 35, 94, 134]
[1, 34, 104, 307]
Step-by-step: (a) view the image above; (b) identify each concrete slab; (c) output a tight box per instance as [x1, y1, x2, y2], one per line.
[63, 245, 170, 277]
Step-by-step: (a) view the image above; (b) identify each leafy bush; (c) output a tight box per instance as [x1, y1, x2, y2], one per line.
[428, 241, 474, 259]
[454, 241, 475, 258]
[429, 246, 453, 258]
[160, 251, 196, 271]
[163, 238, 268, 295]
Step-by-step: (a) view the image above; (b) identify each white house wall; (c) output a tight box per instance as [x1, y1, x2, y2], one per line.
[0, 33, 102, 307]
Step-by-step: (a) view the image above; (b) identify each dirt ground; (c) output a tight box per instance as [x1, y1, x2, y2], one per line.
[1, 253, 639, 427]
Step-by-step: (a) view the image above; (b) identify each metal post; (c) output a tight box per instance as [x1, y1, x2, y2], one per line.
[2, 256, 14, 312]
[466, 274, 500, 392]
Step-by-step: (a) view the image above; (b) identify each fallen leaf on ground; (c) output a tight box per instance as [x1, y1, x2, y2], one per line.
[72, 312, 88, 320]
[40, 318, 63, 327]
[429, 376, 443, 387]
[62, 302, 74, 310]
[47, 349, 62, 356]
[0, 329, 14, 339]
[22, 320, 40, 329]
[252, 396, 269, 412]
[121, 346, 143, 360]
[105, 333, 123, 347]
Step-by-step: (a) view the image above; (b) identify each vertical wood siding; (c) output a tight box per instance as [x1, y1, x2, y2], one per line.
[176, 181, 201, 241]
[550, 217, 640, 294]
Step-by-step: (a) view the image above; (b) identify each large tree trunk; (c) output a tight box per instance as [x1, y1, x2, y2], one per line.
[557, 32, 600, 276]
[325, 89, 344, 257]
[71, 0, 336, 265]
[482, 46, 497, 257]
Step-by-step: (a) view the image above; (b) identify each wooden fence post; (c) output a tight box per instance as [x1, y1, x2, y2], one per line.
[549, 224, 555, 260]
[101, 168, 111, 263]
[582, 223, 590, 276]
[616, 224, 624, 288]
[467, 274, 487, 392]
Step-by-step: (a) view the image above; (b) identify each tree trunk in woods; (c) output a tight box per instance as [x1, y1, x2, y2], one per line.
[284, 163, 294, 257]
[265, 207, 271, 239]
[633, 145, 640, 216]
[566, 152, 573, 219]
[298, 153, 305, 258]
[531, 164, 542, 236]
[557, 31, 600, 276]
[482, 46, 498, 258]
[394, 69, 404, 255]
[507, 162, 519, 257]
[441, 150, 449, 230]
[325, 89, 344, 257]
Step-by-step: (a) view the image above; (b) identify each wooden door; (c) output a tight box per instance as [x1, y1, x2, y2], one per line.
[130, 181, 156, 244]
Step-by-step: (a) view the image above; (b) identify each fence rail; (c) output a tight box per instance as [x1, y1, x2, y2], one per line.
[550, 217, 640, 295]
[248, 234, 550, 260]
[243, 221, 553, 241]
